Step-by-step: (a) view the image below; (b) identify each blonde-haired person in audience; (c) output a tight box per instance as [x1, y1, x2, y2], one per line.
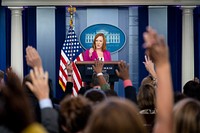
[173, 98, 200, 133]
[137, 83, 156, 133]
[84, 97, 147, 133]
[143, 27, 173, 133]
[139, 56, 157, 133]
[183, 79, 200, 101]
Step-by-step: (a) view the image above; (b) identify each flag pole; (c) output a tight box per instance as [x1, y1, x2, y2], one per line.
[59, 6, 83, 95]
[67, 6, 76, 62]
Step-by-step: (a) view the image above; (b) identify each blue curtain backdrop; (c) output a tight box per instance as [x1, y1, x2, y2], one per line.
[0, 6, 6, 71]
[2, 5, 198, 98]
[6, 8, 11, 69]
[23, 7, 37, 76]
[55, 6, 66, 99]
[138, 6, 149, 87]
[167, 6, 182, 92]
[194, 7, 200, 79]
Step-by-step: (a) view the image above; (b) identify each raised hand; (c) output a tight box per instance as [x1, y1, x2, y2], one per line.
[143, 55, 157, 78]
[143, 27, 173, 133]
[115, 60, 130, 80]
[92, 60, 104, 74]
[65, 62, 73, 74]
[26, 46, 43, 68]
[65, 62, 73, 82]
[25, 67, 49, 100]
[143, 27, 169, 67]
[89, 48, 94, 57]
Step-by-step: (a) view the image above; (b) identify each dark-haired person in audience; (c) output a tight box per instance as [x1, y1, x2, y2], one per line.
[173, 98, 200, 133]
[104, 89, 118, 97]
[173, 92, 187, 104]
[84, 89, 107, 104]
[0, 68, 47, 133]
[183, 79, 200, 101]
[25, 46, 59, 133]
[59, 95, 92, 133]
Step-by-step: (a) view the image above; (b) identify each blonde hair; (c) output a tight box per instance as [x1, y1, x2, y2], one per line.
[137, 83, 156, 110]
[173, 98, 200, 133]
[84, 97, 147, 133]
[141, 75, 157, 88]
[92, 33, 107, 51]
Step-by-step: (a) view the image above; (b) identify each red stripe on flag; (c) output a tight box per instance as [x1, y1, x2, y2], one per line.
[59, 27, 84, 96]
[73, 80, 79, 95]
[72, 65, 81, 92]
[72, 63, 82, 85]
[61, 55, 67, 65]
[59, 66, 67, 79]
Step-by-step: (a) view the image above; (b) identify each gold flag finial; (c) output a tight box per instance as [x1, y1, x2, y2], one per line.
[67, 6, 76, 28]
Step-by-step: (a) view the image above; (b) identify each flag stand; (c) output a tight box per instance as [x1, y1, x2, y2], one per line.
[59, 5, 84, 96]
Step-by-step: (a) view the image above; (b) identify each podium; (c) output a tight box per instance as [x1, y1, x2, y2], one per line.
[75, 61, 120, 83]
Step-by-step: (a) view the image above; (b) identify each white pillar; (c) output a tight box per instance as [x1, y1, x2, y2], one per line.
[181, 6, 196, 90]
[9, 7, 24, 80]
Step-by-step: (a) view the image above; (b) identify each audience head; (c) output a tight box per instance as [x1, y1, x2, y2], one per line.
[173, 98, 200, 133]
[59, 95, 92, 133]
[0, 69, 34, 132]
[141, 75, 157, 88]
[84, 97, 147, 133]
[137, 83, 156, 110]
[174, 92, 187, 104]
[92, 33, 107, 51]
[84, 89, 106, 104]
[104, 89, 118, 97]
[183, 80, 200, 101]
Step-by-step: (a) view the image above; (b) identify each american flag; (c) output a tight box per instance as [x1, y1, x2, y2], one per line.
[59, 27, 83, 96]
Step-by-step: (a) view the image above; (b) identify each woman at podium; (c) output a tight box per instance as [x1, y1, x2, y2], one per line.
[83, 33, 111, 61]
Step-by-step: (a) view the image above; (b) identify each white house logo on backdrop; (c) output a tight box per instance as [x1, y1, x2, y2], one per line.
[80, 24, 126, 53]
